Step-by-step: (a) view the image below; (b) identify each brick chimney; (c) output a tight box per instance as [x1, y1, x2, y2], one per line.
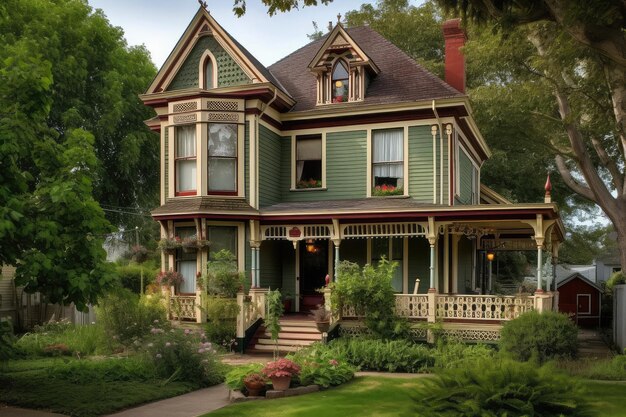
[442, 18, 466, 93]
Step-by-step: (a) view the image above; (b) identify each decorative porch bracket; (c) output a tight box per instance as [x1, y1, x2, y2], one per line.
[521, 215, 556, 294]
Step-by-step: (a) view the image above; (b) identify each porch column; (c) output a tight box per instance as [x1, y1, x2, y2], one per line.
[536, 244, 544, 292]
[332, 240, 340, 281]
[250, 245, 257, 288]
[427, 217, 438, 292]
[253, 246, 261, 288]
[249, 220, 262, 288]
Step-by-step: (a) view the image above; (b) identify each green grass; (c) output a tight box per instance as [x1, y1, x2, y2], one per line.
[205, 376, 424, 417]
[203, 376, 626, 417]
[0, 357, 197, 417]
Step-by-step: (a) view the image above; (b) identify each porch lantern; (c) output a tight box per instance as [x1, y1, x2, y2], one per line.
[305, 239, 317, 253]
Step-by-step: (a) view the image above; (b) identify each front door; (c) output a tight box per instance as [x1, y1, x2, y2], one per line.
[299, 239, 327, 311]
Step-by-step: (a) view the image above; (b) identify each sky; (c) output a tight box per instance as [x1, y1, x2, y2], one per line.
[88, 0, 420, 69]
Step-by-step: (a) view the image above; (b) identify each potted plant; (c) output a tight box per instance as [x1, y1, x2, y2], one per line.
[283, 292, 293, 312]
[262, 358, 300, 391]
[181, 237, 198, 253]
[155, 270, 184, 288]
[157, 237, 181, 253]
[311, 305, 331, 333]
[243, 372, 267, 396]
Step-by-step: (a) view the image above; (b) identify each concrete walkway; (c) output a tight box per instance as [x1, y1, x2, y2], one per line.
[0, 406, 67, 417]
[103, 384, 230, 417]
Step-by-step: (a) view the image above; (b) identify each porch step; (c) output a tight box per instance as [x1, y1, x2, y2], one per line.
[245, 317, 322, 354]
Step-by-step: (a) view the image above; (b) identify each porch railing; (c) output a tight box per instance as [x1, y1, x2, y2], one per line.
[170, 295, 197, 320]
[340, 292, 549, 322]
[236, 288, 267, 338]
[436, 294, 535, 321]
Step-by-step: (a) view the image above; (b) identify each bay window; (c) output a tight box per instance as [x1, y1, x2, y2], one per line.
[176, 227, 197, 294]
[372, 128, 404, 195]
[208, 123, 237, 194]
[175, 125, 197, 195]
[208, 226, 238, 262]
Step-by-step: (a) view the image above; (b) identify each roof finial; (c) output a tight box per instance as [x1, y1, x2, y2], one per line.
[337, 13, 342, 24]
[544, 173, 552, 203]
[198, 0, 208, 9]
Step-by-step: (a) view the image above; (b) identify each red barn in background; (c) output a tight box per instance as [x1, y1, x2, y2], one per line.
[557, 273, 602, 327]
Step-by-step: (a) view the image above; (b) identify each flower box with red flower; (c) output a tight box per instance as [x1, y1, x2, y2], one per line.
[372, 184, 404, 196]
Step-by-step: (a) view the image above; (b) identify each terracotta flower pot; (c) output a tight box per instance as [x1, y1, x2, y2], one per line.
[315, 321, 330, 333]
[270, 375, 291, 391]
[244, 380, 266, 397]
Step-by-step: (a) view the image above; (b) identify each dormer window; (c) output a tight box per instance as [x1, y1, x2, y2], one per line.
[332, 61, 349, 103]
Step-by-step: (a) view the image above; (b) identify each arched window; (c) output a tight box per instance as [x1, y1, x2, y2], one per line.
[203, 57, 214, 89]
[331, 60, 349, 103]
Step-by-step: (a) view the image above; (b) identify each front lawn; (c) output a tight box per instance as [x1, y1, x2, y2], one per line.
[0, 357, 197, 417]
[203, 376, 626, 417]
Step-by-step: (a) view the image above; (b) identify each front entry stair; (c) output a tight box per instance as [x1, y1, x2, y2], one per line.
[246, 317, 322, 353]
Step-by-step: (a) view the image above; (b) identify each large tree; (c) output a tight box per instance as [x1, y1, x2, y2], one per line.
[0, 0, 158, 308]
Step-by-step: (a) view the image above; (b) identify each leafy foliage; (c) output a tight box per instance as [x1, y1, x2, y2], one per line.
[500, 310, 579, 363]
[413, 358, 593, 417]
[0, 319, 16, 368]
[96, 288, 167, 346]
[203, 296, 238, 349]
[225, 363, 264, 390]
[266, 289, 283, 343]
[204, 250, 245, 297]
[332, 259, 407, 339]
[0, 0, 158, 308]
[261, 358, 301, 379]
[326, 338, 434, 372]
[288, 344, 356, 388]
[115, 263, 158, 294]
[15, 320, 110, 357]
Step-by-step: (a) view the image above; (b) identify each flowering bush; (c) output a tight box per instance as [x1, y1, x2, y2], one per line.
[372, 184, 403, 196]
[262, 358, 301, 379]
[243, 372, 267, 385]
[145, 327, 225, 386]
[155, 270, 184, 287]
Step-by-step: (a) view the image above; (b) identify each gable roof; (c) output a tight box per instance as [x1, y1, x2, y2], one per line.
[557, 273, 603, 292]
[307, 24, 379, 74]
[269, 25, 464, 112]
[146, 7, 288, 96]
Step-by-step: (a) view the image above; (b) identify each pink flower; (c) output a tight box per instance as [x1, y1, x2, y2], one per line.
[329, 359, 339, 366]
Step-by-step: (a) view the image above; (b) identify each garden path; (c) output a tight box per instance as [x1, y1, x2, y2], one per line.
[578, 329, 614, 359]
[0, 405, 67, 417]
[103, 384, 229, 417]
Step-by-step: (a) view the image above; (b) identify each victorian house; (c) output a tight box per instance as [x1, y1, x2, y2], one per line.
[141, 7, 564, 350]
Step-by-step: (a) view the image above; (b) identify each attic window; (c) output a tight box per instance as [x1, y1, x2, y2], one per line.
[204, 58, 214, 89]
[199, 50, 217, 90]
[332, 61, 349, 103]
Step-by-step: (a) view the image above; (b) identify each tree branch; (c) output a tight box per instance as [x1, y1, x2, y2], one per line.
[591, 136, 624, 195]
[554, 155, 596, 202]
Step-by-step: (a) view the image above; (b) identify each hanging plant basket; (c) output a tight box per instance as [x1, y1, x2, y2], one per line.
[158, 237, 181, 253]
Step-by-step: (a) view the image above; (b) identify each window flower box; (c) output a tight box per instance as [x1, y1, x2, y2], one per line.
[372, 185, 403, 196]
[296, 179, 322, 189]
[158, 237, 182, 252]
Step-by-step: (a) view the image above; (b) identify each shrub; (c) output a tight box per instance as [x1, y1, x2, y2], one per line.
[203, 250, 244, 298]
[326, 338, 434, 372]
[0, 319, 16, 368]
[97, 288, 168, 346]
[431, 340, 496, 369]
[413, 358, 592, 417]
[204, 296, 238, 349]
[331, 259, 408, 339]
[115, 263, 157, 294]
[144, 328, 225, 386]
[289, 344, 356, 388]
[500, 310, 578, 363]
[225, 363, 264, 390]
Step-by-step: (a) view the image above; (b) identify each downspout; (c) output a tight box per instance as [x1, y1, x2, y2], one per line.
[256, 87, 278, 209]
[432, 100, 444, 204]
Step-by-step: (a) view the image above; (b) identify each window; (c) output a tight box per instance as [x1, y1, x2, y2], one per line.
[208, 123, 237, 194]
[371, 237, 404, 292]
[295, 135, 322, 189]
[176, 227, 197, 294]
[204, 58, 214, 89]
[331, 61, 349, 103]
[175, 125, 197, 195]
[208, 226, 238, 262]
[372, 129, 404, 195]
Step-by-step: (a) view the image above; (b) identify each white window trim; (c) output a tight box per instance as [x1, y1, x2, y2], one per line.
[367, 127, 407, 198]
[290, 134, 326, 190]
[200, 122, 245, 198]
[198, 49, 218, 89]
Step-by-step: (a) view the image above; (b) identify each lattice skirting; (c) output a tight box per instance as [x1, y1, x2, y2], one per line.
[440, 328, 501, 342]
[337, 321, 499, 342]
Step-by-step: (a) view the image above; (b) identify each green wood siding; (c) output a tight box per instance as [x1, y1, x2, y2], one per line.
[408, 125, 450, 203]
[408, 237, 430, 293]
[163, 129, 169, 200]
[244, 122, 250, 203]
[260, 240, 282, 289]
[259, 125, 282, 207]
[167, 36, 251, 91]
[280, 130, 367, 202]
[457, 149, 473, 205]
[457, 236, 474, 293]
